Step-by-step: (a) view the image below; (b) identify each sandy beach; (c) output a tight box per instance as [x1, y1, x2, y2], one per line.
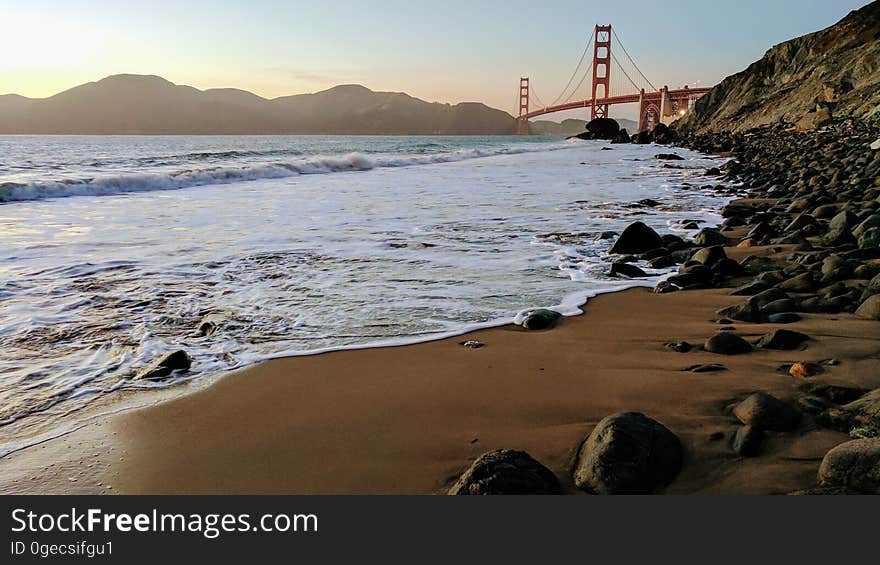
[2, 239, 876, 495]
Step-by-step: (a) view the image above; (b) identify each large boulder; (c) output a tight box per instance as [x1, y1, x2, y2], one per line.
[573, 412, 682, 494]
[818, 439, 880, 494]
[611, 128, 631, 144]
[818, 389, 880, 432]
[585, 118, 620, 140]
[694, 228, 728, 247]
[448, 449, 560, 495]
[609, 221, 663, 254]
[733, 392, 801, 431]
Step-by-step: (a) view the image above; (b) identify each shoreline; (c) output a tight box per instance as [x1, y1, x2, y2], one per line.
[2, 123, 879, 495]
[2, 241, 874, 494]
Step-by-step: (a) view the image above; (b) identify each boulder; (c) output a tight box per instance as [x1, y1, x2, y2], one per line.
[521, 309, 562, 331]
[138, 350, 192, 380]
[691, 245, 727, 267]
[448, 449, 560, 495]
[855, 295, 880, 320]
[799, 382, 869, 405]
[819, 389, 880, 432]
[733, 392, 801, 431]
[859, 227, 880, 249]
[610, 262, 647, 278]
[768, 312, 802, 324]
[732, 425, 765, 457]
[655, 153, 684, 161]
[585, 117, 620, 140]
[756, 329, 811, 350]
[609, 221, 663, 254]
[818, 439, 880, 494]
[704, 332, 753, 355]
[652, 123, 674, 144]
[777, 272, 817, 292]
[694, 228, 728, 247]
[611, 128, 631, 144]
[573, 412, 682, 494]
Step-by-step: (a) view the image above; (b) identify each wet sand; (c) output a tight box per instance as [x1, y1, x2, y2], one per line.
[3, 243, 877, 494]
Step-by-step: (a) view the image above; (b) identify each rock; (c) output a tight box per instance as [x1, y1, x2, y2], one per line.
[647, 255, 673, 269]
[853, 215, 880, 239]
[610, 262, 648, 278]
[448, 449, 560, 495]
[665, 341, 693, 353]
[858, 227, 880, 249]
[609, 221, 663, 254]
[716, 302, 759, 323]
[691, 245, 727, 267]
[655, 153, 684, 161]
[573, 412, 682, 494]
[704, 332, 753, 355]
[768, 312, 802, 324]
[460, 340, 485, 349]
[733, 392, 801, 431]
[794, 107, 832, 131]
[631, 130, 653, 144]
[730, 280, 769, 296]
[694, 228, 728, 247]
[817, 439, 880, 494]
[611, 128, 631, 144]
[824, 210, 858, 246]
[756, 329, 811, 350]
[732, 425, 765, 457]
[584, 117, 620, 140]
[789, 362, 822, 379]
[138, 350, 192, 380]
[760, 298, 799, 316]
[818, 389, 880, 432]
[871, 139, 880, 151]
[777, 272, 816, 292]
[521, 309, 562, 331]
[799, 382, 868, 405]
[683, 364, 728, 373]
[855, 295, 880, 320]
[785, 213, 819, 233]
[652, 123, 675, 144]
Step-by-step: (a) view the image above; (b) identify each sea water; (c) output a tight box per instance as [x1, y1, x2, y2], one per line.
[0, 134, 733, 453]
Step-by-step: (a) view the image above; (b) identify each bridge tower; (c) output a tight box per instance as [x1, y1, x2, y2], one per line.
[516, 77, 530, 135]
[590, 25, 612, 120]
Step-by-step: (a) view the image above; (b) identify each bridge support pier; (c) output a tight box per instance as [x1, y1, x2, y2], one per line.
[516, 77, 530, 135]
[590, 25, 612, 120]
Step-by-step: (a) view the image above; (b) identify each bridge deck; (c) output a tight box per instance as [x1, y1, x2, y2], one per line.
[520, 87, 711, 121]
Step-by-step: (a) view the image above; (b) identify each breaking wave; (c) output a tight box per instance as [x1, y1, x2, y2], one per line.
[0, 142, 576, 203]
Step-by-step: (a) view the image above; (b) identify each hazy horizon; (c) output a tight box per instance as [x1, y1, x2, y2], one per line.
[0, 0, 873, 121]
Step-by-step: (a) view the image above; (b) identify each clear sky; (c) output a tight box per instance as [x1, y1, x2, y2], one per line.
[0, 0, 871, 119]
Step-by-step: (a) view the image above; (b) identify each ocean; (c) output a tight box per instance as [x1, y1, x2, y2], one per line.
[0, 134, 732, 454]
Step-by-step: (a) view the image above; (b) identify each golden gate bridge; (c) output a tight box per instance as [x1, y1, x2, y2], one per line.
[516, 24, 712, 134]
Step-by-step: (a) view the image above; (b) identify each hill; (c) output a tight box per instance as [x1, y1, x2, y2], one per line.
[0, 75, 518, 135]
[678, 1, 880, 133]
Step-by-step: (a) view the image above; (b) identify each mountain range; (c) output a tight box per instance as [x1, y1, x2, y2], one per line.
[0, 75, 521, 135]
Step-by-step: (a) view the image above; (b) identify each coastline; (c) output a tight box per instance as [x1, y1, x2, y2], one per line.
[2, 237, 875, 494]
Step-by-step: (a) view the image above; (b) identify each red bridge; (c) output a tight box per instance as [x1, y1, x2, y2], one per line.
[517, 24, 712, 134]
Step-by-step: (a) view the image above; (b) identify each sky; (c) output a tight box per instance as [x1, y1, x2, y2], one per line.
[0, 0, 872, 120]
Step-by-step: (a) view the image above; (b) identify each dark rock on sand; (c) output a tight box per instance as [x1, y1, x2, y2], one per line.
[611, 129, 631, 144]
[756, 329, 811, 350]
[798, 382, 869, 405]
[691, 245, 727, 267]
[730, 280, 769, 296]
[138, 350, 192, 380]
[817, 439, 880, 494]
[665, 341, 694, 353]
[521, 309, 562, 331]
[705, 332, 753, 355]
[777, 272, 817, 292]
[733, 392, 801, 431]
[610, 262, 648, 279]
[448, 449, 560, 495]
[818, 389, 880, 432]
[694, 227, 728, 247]
[655, 153, 684, 161]
[732, 425, 765, 457]
[609, 221, 663, 255]
[767, 312, 802, 324]
[573, 412, 682, 494]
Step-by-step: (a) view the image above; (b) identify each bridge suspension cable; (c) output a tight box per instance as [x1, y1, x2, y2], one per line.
[549, 33, 595, 107]
[611, 27, 657, 92]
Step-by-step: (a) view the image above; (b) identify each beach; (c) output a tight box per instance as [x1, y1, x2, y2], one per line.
[2, 232, 876, 494]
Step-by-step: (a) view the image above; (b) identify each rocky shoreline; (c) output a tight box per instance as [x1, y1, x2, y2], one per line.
[450, 119, 880, 495]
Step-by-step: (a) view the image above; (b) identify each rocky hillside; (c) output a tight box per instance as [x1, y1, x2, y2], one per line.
[0, 75, 517, 135]
[678, 1, 880, 133]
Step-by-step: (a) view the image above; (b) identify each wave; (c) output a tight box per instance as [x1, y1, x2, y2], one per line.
[0, 142, 577, 204]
